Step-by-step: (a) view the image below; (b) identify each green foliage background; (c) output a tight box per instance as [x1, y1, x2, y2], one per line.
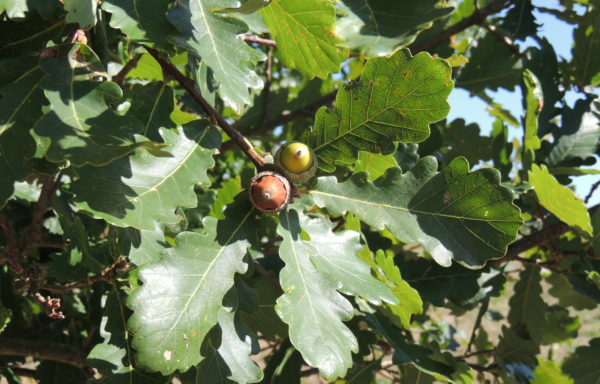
[0, 0, 599, 383]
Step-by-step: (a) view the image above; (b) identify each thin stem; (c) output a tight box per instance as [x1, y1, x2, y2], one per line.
[0, 338, 90, 371]
[411, 0, 517, 53]
[143, 45, 266, 169]
[484, 23, 523, 56]
[239, 35, 276, 47]
[41, 259, 131, 294]
[112, 52, 143, 85]
[465, 299, 489, 354]
[585, 180, 600, 204]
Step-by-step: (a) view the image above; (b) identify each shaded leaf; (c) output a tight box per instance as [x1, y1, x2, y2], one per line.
[115, 223, 168, 267]
[335, 0, 453, 57]
[507, 266, 547, 344]
[128, 82, 176, 142]
[127, 199, 257, 375]
[195, 286, 263, 384]
[546, 100, 600, 167]
[64, 0, 97, 28]
[167, 0, 265, 112]
[309, 156, 522, 268]
[540, 306, 580, 345]
[0, 14, 65, 56]
[528, 164, 592, 236]
[571, 7, 600, 86]
[261, 0, 348, 79]
[69, 123, 220, 231]
[547, 273, 597, 310]
[0, 66, 45, 207]
[563, 338, 600, 384]
[457, 33, 523, 93]
[102, 0, 176, 49]
[308, 49, 453, 172]
[495, 326, 538, 366]
[500, 0, 539, 40]
[33, 44, 152, 166]
[367, 313, 455, 380]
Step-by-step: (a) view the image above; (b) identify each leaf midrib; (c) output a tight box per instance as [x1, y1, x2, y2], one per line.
[308, 190, 522, 224]
[156, 209, 253, 350]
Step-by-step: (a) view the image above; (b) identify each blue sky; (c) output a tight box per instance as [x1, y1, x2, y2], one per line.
[447, 0, 599, 206]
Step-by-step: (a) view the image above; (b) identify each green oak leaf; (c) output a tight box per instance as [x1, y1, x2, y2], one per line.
[528, 164, 593, 236]
[33, 43, 154, 166]
[547, 273, 597, 310]
[335, 0, 453, 57]
[0, 15, 65, 57]
[127, 199, 257, 375]
[115, 223, 169, 267]
[366, 249, 423, 329]
[195, 286, 263, 384]
[276, 209, 358, 380]
[296, 211, 396, 305]
[102, 0, 177, 49]
[128, 82, 176, 142]
[507, 266, 548, 344]
[523, 69, 542, 173]
[307, 49, 453, 172]
[496, 326, 538, 366]
[571, 7, 600, 86]
[593, 209, 600, 255]
[87, 289, 168, 384]
[457, 33, 523, 93]
[239, 278, 287, 342]
[167, 0, 265, 113]
[532, 358, 573, 384]
[366, 313, 455, 380]
[354, 151, 399, 181]
[500, 0, 539, 40]
[0, 66, 45, 207]
[309, 156, 522, 268]
[260, 0, 348, 79]
[64, 0, 97, 28]
[68, 122, 220, 231]
[563, 338, 600, 384]
[546, 100, 600, 167]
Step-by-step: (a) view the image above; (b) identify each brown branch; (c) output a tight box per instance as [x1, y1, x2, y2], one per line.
[143, 45, 267, 169]
[41, 259, 132, 294]
[0, 338, 90, 371]
[34, 293, 64, 319]
[484, 23, 523, 56]
[239, 35, 276, 47]
[585, 180, 600, 204]
[411, 0, 517, 53]
[112, 53, 143, 85]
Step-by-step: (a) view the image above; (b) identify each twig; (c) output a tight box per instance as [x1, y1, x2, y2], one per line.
[462, 348, 495, 359]
[411, 0, 517, 53]
[585, 180, 600, 204]
[484, 23, 523, 56]
[0, 337, 90, 371]
[260, 47, 274, 124]
[143, 45, 267, 169]
[41, 259, 132, 294]
[254, 261, 283, 294]
[112, 53, 143, 85]
[239, 35, 276, 47]
[465, 299, 489, 354]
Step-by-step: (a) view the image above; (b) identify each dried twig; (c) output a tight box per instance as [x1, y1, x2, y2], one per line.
[239, 35, 276, 47]
[41, 259, 132, 294]
[144, 45, 267, 168]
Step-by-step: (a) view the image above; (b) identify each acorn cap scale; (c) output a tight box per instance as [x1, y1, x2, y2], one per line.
[248, 171, 291, 213]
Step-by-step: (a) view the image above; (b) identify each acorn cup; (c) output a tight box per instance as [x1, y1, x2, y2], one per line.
[274, 142, 318, 184]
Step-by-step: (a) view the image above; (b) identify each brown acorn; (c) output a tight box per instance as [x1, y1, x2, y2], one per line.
[248, 171, 291, 213]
